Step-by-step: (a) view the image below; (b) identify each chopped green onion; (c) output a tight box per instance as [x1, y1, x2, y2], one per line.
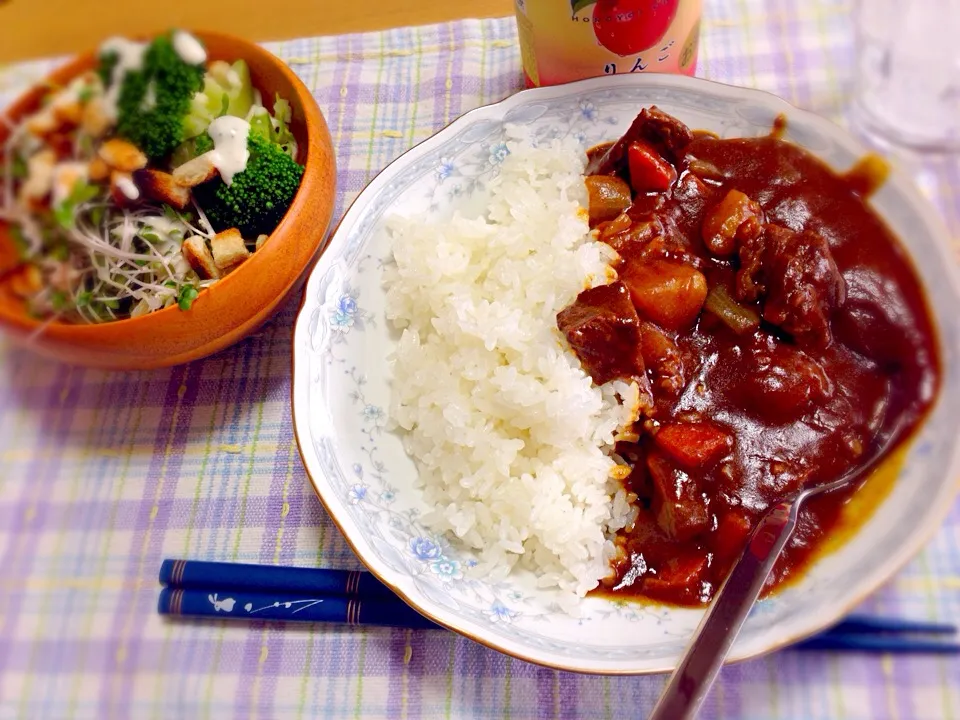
[76, 291, 92, 307]
[704, 284, 760, 335]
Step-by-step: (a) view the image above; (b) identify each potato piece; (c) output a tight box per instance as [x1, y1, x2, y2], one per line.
[133, 169, 191, 210]
[620, 259, 708, 331]
[173, 153, 218, 187]
[98, 138, 147, 172]
[210, 228, 251, 270]
[654, 422, 733, 470]
[701, 188, 763, 256]
[181, 236, 219, 280]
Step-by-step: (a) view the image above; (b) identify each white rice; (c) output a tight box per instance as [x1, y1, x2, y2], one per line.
[383, 130, 640, 601]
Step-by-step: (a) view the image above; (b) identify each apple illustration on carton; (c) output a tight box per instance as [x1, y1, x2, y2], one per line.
[578, 0, 681, 57]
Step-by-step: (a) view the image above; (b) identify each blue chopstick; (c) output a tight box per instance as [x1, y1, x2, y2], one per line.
[158, 586, 442, 630]
[825, 614, 956, 636]
[159, 558, 396, 600]
[792, 633, 960, 654]
[157, 559, 958, 653]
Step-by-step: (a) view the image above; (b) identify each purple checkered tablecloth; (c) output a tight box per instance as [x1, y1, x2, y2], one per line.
[1, 1, 959, 718]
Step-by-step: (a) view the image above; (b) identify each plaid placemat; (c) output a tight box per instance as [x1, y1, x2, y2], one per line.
[1, 1, 958, 718]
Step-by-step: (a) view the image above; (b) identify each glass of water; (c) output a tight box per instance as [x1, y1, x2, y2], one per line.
[848, 0, 960, 153]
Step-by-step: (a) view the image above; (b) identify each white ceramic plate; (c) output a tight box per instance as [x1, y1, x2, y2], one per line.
[291, 74, 960, 674]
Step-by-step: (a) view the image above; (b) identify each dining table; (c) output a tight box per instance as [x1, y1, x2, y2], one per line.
[0, 0, 958, 718]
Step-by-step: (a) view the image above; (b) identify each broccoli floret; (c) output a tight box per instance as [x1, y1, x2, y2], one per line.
[103, 34, 205, 160]
[194, 134, 304, 238]
[193, 132, 214, 155]
[97, 51, 119, 88]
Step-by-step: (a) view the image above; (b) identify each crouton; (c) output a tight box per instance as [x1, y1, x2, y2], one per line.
[210, 228, 251, 270]
[172, 152, 218, 187]
[181, 236, 219, 280]
[255, 234, 269, 250]
[133, 169, 191, 210]
[51, 99, 83, 126]
[88, 156, 110, 182]
[109, 172, 140, 207]
[98, 138, 147, 172]
[25, 108, 59, 138]
[18, 148, 57, 205]
[81, 97, 111, 138]
[6, 264, 43, 298]
[51, 162, 90, 206]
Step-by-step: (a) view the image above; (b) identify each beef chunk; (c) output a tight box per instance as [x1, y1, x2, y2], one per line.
[734, 339, 834, 424]
[647, 451, 710, 541]
[586, 106, 694, 177]
[638, 320, 686, 395]
[736, 224, 846, 347]
[643, 553, 709, 604]
[557, 282, 646, 386]
[634, 106, 696, 163]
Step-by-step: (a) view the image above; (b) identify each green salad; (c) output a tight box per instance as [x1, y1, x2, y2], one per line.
[0, 30, 304, 323]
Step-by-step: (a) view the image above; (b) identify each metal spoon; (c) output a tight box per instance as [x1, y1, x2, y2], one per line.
[648, 427, 899, 720]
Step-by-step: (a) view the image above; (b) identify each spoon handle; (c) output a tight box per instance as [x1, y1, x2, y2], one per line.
[648, 498, 800, 720]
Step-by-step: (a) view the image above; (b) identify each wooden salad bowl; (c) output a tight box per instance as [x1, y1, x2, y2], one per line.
[0, 31, 337, 369]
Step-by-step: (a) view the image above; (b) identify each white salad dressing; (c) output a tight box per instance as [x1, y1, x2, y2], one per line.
[207, 116, 251, 186]
[144, 216, 182, 236]
[98, 37, 147, 122]
[140, 81, 157, 111]
[115, 176, 140, 200]
[172, 31, 207, 66]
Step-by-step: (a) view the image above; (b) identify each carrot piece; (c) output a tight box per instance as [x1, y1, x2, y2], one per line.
[627, 140, 677, 193]
[714, 510, 754, 562]
[654, 422, 733, 470]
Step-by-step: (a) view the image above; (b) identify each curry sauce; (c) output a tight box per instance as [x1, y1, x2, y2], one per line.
[559, 107, 940, 606]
